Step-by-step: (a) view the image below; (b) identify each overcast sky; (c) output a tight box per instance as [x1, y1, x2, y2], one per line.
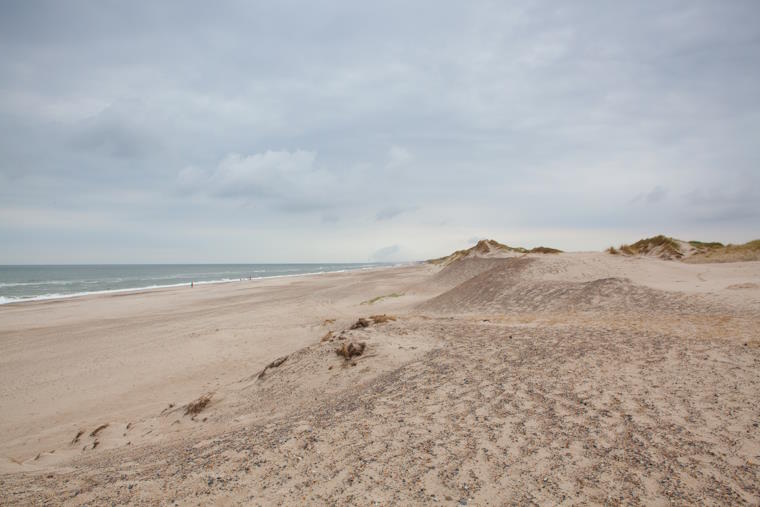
[1, 1, 759, 263]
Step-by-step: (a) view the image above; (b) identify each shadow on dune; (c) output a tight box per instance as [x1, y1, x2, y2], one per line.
[419, 259, 692, 315]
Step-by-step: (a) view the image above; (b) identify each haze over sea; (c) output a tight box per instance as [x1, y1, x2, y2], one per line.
[0, 263, 382, 305]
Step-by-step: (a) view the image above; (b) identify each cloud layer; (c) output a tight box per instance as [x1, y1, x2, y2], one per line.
[1, 1, 758, 262]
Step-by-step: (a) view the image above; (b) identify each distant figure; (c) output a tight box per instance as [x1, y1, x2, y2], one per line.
[191, 281, 194, 288]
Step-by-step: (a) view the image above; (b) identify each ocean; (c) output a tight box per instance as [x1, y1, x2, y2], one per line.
[0, 263, 384, 305]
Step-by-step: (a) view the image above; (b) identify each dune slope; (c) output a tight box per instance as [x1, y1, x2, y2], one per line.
[1, 253, 760, 505]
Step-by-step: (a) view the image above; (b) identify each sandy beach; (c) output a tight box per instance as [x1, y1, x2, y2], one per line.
[1, 251, 760, 505]
[4, 0, 759, 503]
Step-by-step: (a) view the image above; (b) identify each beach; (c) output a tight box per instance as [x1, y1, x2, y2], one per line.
[1, 252, 760, 504]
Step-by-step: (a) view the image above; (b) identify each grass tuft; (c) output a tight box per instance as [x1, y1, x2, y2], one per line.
[529, 246, 563, 254]
[350, 318, 371, 329]
[361, 293, 403, 305]
[688, 240, 724, 249]
[614, 235, 682, 259]
[685, 239, 760, 263]
[370, 314, 397, 324]
[71, 429, 84, 445]
[335, 341, 366, 360]
[90, 424, 109, 438]
[184, 394, 212, 416]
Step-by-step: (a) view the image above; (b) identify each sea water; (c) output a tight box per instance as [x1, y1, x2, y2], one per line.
[0, 263, 383, 305]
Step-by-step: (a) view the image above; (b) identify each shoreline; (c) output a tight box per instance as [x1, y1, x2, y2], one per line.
[0, 262, 433, 475]
[0, 262, 405, 307]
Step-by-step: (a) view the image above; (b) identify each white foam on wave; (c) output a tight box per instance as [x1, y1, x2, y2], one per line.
[0, 280, 83, 288]
[0, 265, 388, 306]
[0, 279, 242, 305]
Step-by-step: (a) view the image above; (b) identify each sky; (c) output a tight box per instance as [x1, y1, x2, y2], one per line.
[1, 1, 759, 263]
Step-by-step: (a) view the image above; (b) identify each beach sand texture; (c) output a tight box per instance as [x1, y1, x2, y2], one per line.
[1, 252, 760, 505]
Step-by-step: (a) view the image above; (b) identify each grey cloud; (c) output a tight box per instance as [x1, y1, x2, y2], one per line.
[683, 187, 760, 223]
[376, 206, 415, 221]
[387, 146, 412, 169]
[631, 186, 668, 205]
[646, 186, 668, 204]
[1, 1, 759, 262]
[70, 107, 160, 159]
[178, 150, 339, 210]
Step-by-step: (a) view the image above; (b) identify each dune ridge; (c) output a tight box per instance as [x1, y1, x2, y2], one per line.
[428, 239, 562, 266]
[609, 234, 760, 262]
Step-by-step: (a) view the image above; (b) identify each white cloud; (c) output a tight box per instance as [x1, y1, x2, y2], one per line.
[178, 150, 340, 210]
[212, 150, 317, 195]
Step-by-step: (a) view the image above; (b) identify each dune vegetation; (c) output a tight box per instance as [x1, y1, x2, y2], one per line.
[428, 239, 562, 266]
[608, 235, 760, 262]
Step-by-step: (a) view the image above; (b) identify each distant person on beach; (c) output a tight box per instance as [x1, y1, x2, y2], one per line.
[191, 281, 194, 288]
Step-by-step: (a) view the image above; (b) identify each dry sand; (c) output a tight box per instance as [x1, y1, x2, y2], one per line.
[1, 254, 759, 505]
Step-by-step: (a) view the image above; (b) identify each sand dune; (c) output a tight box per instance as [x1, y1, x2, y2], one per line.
[610, 234, 760, 263]
[422, 257, 522, 291]
[421, 274, 694, 315]
[1, 252, 760, 505]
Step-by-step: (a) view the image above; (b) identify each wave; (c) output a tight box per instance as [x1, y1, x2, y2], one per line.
[0, 280, 93, 288]
[0, 265, 389, 306]
[0, 280, 235, 305]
